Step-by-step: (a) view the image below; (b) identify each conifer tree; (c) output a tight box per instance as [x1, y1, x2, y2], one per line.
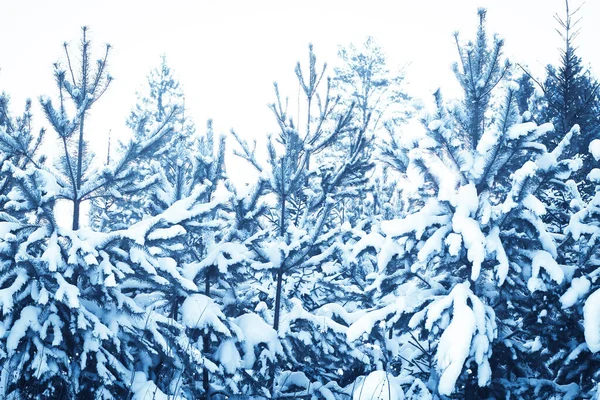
[334, 36, 411, 139]
[90, 56, 196, 231]
[229, 44, 373, 397]
[519, 1, 600, 211]
[0, 95, 46, 215]
[332, 37, 412, 226]
[0, 28, 235, 399]
[538, 141, 600, 399]
[349, 9, 581, 398]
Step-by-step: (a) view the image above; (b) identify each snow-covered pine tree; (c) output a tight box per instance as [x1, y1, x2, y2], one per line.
[0, 161, 233, 398]
[0, 95, 46, 216]
[334, 36, 411, 140]
[127, 55, 194, 141]
[538, 2, 599, 156]
[114, 58, 231, 396]
[228, 44, 373, 398]
[330, 37, 412, 226]
[347, 9, 582, 398]
[545, 140, 600, 399]
[90, 56, 196, 231]
[518, 1, 600, 224]
[0, 28, 235, 399]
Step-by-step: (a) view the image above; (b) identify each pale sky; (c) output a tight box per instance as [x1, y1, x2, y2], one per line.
[1, 0, 599, 173]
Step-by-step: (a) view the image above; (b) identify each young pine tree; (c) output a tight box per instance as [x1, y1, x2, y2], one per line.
[0, 28, 233, 399]
[90, 56, 197, 231]
[519, 1, 600, 213]
[229, 44, 373, 398]
[348, 9, 582, 398]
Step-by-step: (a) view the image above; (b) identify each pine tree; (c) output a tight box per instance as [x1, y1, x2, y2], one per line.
[519, 1, 600, 208]
[349, 9, 581, 398]
[90, 56, 196, 231]
[0, 28, 236, 399]
[332, 37, 412, 226]
[0, 95, 46, 216]
[541, 140, 600, 399]
[229, 44, 373, 397]
[334, 36, 411, 139]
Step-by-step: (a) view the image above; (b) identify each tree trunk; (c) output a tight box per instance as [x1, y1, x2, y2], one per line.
[203, 269, 211, 394]
[273, 194, 286, 331]
[273, 267, 284, 331]
[73, 112, 86, 230]
[72, 199, 80, 230]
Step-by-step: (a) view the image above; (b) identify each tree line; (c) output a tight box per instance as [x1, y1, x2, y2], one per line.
[0, 2, 599, 399]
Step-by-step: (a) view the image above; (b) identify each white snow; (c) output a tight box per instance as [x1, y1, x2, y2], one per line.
[421, 283, 494, 395]
[277, 371, 311, 393]
[404, 379, 432, 400]
[590, 139, 600, 161]
[523, 336, 543, 352]
[104, 273, 117, 287]
[584, 288, 600, 353]
[523, 194, 546, 216]
[54, 273, 80, 308]
[534, 122, 554, 139]
[434, 285, 476, 396]
[476, 127, 500, 155]
[528, 250, 564, 293]
[588, 169, 600, 183]
[0, 222, 20, 241]
[146, 225, 186, 241]
[180, 294, 230, 335]
[215, 339, 241, 374]
[445, 233, 462, 256]
[381, 200, 448, 240]
[453, 184, 479, 216]
[7, 306, 41, 352]
[486, 227, 509, 285]
[186, 242, 249, 277]
[428, 120, 442, 131]
[348, 302, 399, 343]
[234, 313, 282, 368]
[130, 372, 181, 400]
[417, 225, 451, 262]
[560, 276, 591, 308]
[507, 122, 537, 140]
[0, 270, 28, 314]
[452, 214, 486, 281]
[353, 371, 404, 400]
[156, 257, 197, 291]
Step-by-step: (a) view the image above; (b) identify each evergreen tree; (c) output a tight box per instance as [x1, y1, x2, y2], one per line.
[349, 9, 581, 398]
[229, 44, 373, 397]
[519, 1, 600, 207]
[332, 37, 412, 226]
[90, 56, 196, 231]
[0, 28, 234, 399]
[334, 36, 411, 139]
[0, 95, 46, 215]
[542, 140, 600, 399]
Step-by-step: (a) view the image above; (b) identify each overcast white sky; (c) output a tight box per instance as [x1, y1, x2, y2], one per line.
[1, 0, 598, 168]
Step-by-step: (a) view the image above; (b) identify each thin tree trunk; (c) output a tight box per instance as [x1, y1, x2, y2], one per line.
[273, 267, 284, 332]
[72, 199, 80, 230]
[203, 269, 211, 394]
[273, 195, 286, 331]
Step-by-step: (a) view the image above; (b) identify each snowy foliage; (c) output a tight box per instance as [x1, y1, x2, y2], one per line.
[351, 9, 586, 398]
[2, 4, 600, 399]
